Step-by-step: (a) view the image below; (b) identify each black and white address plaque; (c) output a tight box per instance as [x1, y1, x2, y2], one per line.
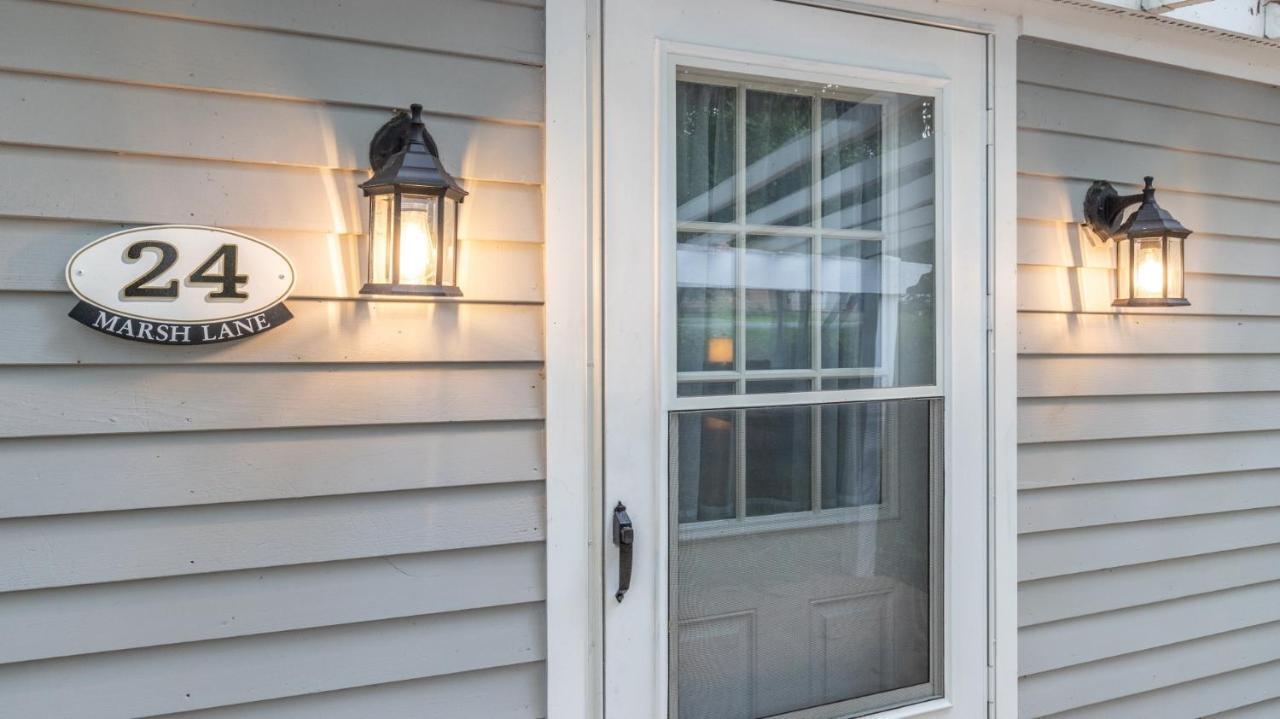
[65, 225, 296, 345]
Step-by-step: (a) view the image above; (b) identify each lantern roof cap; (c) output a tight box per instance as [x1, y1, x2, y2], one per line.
[1116, 176, 1189, 240]
[361, 104, 467, 199]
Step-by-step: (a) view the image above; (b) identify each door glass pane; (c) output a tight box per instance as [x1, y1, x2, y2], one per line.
[671, 70, 943, 719]
[744, 404, 812, 517]
[745, 379, 812, 394]
[677, 232, 737, 372]
[678, 381, 738, 398]
[677, 411, 738, 523]
[821, 401, 884, 508]
[674, 72, 936, 397]
[746, 90, 812, 227]
[745, 235, 811, 371]
[671, 398, 942, 718]
[887, 95, 936, 387]
[821, 238, 880, 371]
[677, 82, 737, 223]
[822, 99, 882, 230]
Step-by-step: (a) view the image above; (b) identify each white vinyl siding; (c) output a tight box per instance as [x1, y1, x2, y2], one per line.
[1017, 38, 1280, 717]
[0, 0, 546, 716]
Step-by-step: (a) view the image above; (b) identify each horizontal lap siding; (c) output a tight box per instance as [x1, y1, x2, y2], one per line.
[0, 603, 546, 718]
[0, 0, 547, 716]
[1017, 40, 1280, 717]
[158, 663, 548, 719]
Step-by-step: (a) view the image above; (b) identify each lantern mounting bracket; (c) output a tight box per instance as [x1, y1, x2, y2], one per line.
[1083, 180, 1144, 241]
[368, 108, 411, 174]
[368, 104, 443, 174]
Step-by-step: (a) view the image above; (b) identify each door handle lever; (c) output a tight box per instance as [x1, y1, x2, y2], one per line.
[612, 502, 634, 602]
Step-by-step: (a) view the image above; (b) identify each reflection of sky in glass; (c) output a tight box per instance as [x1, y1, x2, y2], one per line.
[744, 246, 808, 291]
[678, 246, 930, 295]
[677, 244, 735, 288]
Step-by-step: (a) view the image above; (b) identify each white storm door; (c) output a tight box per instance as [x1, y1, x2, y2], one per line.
[601, 2, 989, 718]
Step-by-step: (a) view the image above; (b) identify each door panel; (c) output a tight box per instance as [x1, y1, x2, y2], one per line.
[603, 2, 988, 717]
[672, 398, 940, 718]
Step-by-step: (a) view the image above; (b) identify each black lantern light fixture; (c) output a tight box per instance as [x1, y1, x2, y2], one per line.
[1083, 176, 1190, 307]
[359, 104, 467, 296]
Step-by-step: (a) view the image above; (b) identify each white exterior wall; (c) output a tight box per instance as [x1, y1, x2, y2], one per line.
[1017, 38, 1280, 718]
[0, 0, 548, 716]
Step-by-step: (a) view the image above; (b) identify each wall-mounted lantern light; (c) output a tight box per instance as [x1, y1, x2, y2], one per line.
[1084, 176, 1190, 307]
[359, 104, 467, 296]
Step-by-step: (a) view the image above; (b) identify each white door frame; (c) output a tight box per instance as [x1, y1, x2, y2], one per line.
[544, 1, 1280, 718]
[545, 2, 1013, 711]
[609, 2, 989, 716]
[546, 1, 1015, 717]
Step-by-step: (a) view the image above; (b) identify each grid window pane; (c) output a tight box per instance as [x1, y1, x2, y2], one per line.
[678, 381, 738, 398]
[890, 95, 937, 387]
[674, 73, 937, 397]
[821, 238, 881, 370]
[677, 232, 737, 372]
[822, 376, 877, 391]
[744, 404, 812, 516]
[746, 90, 813, 227]
[677, 82, 737, 223]
[822, 99, 882, 230]
[821, 401, 884, 508]
[745, 378, 813, 394]
[744, 235, 811, 371]
[676, 411, 738, 523]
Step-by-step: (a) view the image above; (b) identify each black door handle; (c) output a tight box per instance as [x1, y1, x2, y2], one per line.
[612, 502, 634, 602]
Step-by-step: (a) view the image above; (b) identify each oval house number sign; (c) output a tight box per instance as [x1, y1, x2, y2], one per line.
[66, 225, 295, 345]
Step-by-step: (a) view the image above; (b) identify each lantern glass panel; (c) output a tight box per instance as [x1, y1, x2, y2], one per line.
[1132, 237, 1165, 299]
[369, 194, 395, 285]
[398, 194, 438, 286]
[441, 196, 458, 287]
[1167, 235, 1184, 299]
[1115, 237, 1131, 302]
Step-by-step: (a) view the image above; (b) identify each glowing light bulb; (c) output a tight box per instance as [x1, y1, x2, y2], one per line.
[398, 202, 437, 285]
[1134, 242, 1164, 297]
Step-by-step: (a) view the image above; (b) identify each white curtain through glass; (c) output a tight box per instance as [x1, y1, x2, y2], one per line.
[670, 70, 943, 719]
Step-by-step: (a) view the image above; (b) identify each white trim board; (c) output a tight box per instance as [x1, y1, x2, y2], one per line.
[543, 1, 603, 718]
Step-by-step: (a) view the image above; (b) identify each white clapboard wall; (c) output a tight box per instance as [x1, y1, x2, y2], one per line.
[1017, 39, 1280, 718]
[0, 0, 546, 716]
